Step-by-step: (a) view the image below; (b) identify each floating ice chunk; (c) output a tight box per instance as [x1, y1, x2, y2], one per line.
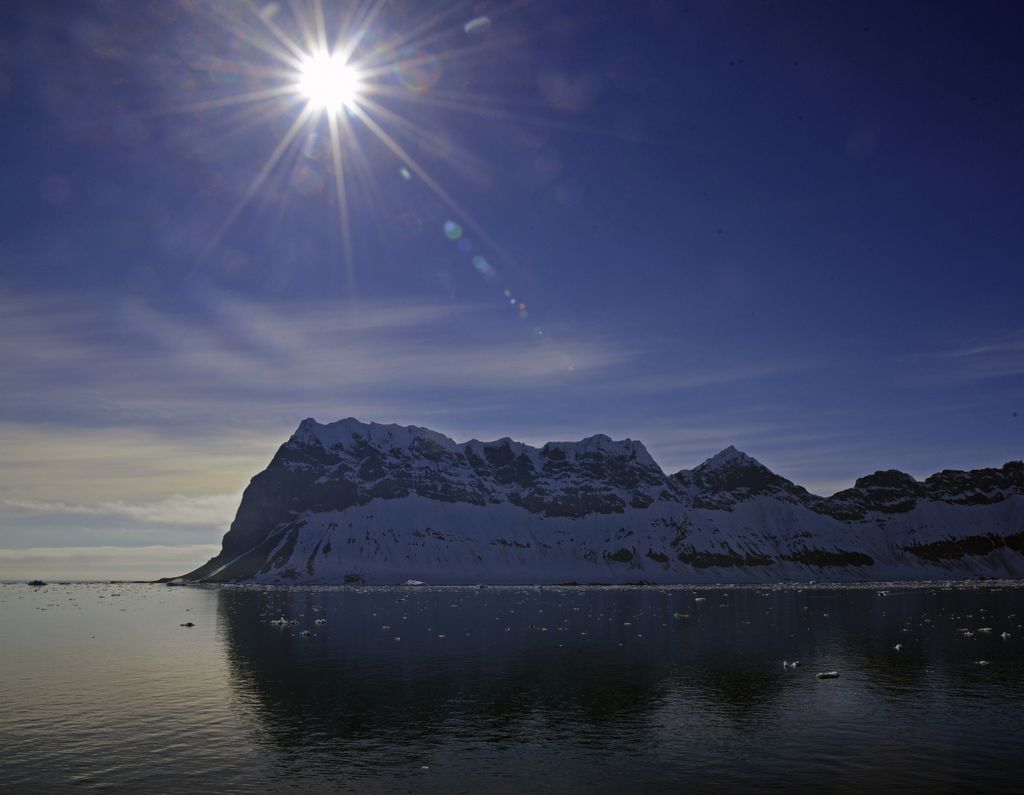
[894, 644, 903, 651]
[975, 660, 990, 666]
[179, 622, 195, 628]
[315, 618, 327, 625]
[816, 671, 840, 679]
[1001, 632, 1011, 639]
[403, 580, 426, 587]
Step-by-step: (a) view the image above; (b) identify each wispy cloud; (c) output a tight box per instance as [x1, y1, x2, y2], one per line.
[949, 335, 1024, 359]
[900, 331, 1024, 386]
[0, 288, 629, 432]
[583, 359, 818, 396]
[0, 422, 274, 504]
[0, 545, 220, 581]
[945, 332, 1024, 380]
[3, 493, 238, 526]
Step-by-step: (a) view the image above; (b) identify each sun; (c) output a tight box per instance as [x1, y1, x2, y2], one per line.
[193, 3, 522, 305]
[298, 52, 363, 112]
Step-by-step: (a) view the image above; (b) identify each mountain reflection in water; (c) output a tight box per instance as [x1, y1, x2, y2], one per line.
[2, 582, 1023, 793]
[215, 585, 1024, 793]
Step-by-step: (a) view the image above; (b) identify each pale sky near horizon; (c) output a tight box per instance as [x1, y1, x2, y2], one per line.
[2, 0, 1022, 579]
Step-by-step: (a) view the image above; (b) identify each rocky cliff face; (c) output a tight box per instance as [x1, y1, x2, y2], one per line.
[181, 418, 1024, 584]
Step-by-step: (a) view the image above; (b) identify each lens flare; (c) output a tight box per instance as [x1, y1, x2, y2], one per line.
[188, 1, 538, 324]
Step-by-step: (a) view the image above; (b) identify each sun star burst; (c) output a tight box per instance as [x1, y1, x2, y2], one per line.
[191, 0, 524, 301]
[298, 52, 363, 111]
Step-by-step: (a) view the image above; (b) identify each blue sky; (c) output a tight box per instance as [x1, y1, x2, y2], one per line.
[1, 0, 1022, 579]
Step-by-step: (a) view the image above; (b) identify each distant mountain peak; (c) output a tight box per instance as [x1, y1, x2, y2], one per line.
[698, 445, 762, 471]
[853, 469, 921, 491]
[293, 416, 460, 453]
[545, 433, 659, 469]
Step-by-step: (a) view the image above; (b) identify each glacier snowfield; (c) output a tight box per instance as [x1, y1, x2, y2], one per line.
[3, 580, 1024, 793]
[185, 418, 1024, 585]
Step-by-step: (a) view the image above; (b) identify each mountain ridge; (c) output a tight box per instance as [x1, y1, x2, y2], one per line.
[179, 417, 1024, 585]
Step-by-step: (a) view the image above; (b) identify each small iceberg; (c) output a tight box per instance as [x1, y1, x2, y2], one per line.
[816, 671, 840, 679]
[402, 579, 427, 587]
[179, 622, 195, 628]
[27, 580, 47, 587]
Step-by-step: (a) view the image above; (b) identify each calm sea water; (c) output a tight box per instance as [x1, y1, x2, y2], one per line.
[2, 581, 1023, 793]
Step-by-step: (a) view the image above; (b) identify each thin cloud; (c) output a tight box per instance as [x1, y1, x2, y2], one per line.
[0, 422, 275, 504]
[902, 331, 1024, 385]
[585, 359, 818, 396]
[0, 544, 220, 581]
[949, 334, 1024, 359]
[1, 288, 631, 433]
[3, 493, 239, 526]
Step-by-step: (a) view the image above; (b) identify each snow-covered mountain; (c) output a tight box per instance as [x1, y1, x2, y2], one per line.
[180, 417, 1024, 584]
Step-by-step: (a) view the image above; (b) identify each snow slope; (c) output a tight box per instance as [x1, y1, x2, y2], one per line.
[180, 418, 1024, 584]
